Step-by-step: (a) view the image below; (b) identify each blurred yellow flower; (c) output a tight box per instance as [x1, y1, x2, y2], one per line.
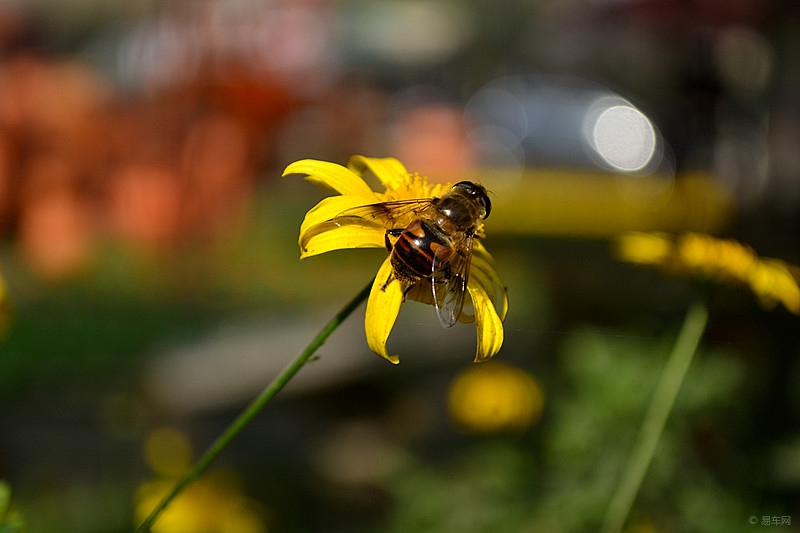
[615, 231, 800, 315]
[135, 427, 267, 533]
[614, 231, 673, 265]
[448, 361, 545, 434]
[144, 427, 194, 478]
[0, 481, 24, 533]
[135, 473, 266, 533]
[283, 156, 507, 363]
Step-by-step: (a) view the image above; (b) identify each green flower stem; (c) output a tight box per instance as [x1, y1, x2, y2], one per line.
[136, 278, 374, 533]
[601, 300, 709, 533]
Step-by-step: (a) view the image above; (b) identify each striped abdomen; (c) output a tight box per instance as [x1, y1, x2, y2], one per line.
[390, 220, 453, 284]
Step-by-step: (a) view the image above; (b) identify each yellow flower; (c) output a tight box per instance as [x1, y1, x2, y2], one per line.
[447, 361, 545, 434]
[615, 231, 800, 315]
[135, 428, 266, 533]
[135, 473, 265, 533]
[614, 231, 672, 266]
[0, 481, 25, 532]
[283, 156, 508, 363]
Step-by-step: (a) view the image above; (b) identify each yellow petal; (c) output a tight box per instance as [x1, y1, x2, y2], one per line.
[298, 195, 386, 257]
[469, 281, 505, 362]
[348, 155, 409, 190]
[283, 159, 376, 197]
[365, 258, 403, 364]
[471, 264, 509, 321]
[749, 259, 800, 315]
[300, 225, 385, 258]
[470, 246, 509, 321]
[299, 195, 378, 237]
[614, 231, 673, 266]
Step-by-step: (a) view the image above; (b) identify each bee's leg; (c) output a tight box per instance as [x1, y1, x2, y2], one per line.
[379, 270, 394, 291]
[401, 282, 413, 302]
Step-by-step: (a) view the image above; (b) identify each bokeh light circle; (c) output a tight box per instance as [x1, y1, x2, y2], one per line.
[589, 103, 657, 172]
[448, 361, 545, 434]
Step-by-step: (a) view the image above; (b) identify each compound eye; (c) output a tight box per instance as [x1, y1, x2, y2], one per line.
[454, 181, 491, 219]
[481, 194, 492, 219]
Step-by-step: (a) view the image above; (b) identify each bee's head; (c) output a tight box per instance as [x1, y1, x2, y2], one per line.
[453, 181, 491, 219]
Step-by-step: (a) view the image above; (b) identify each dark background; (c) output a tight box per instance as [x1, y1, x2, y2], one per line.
[0, 1, 799, 531]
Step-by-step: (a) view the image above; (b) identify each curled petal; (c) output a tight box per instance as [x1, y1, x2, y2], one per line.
[283, 159, 376, 197]
[298, 195, 387, 258]
[469, 282, 505, 362]
[471, 245, 508, 321]
[470, 261, 509, 321]
[365, 258, 403, 364]
[299, 196, 380, 240]
[300, 225, 386, 259]
[348, 156, 410, 190]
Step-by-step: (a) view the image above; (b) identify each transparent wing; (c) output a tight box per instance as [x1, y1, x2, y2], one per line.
[334, 198, 438, 231]
[431, 236, 473, 328]
[300, 198, 439, 250]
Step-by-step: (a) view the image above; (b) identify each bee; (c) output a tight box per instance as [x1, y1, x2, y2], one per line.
[331, 181, 491, 328]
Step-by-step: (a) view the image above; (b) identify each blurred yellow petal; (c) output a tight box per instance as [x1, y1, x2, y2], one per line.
[615, 231, 673, 265]
[749, 259, 800, 315]
[135, 471, 266, 533]
[283, 159, 376, 197]
[716, 239, 757, 282]
[348, 155, 409, 191]
[679, 232, 725, 273]
[469, 280, 505, 362]
[144, 427, 193, 477]
[365, 257, 402, 364]
[616, 230, 800, 316]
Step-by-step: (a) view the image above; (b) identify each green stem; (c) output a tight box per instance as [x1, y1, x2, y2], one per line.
[135, 279, 374, 533]
[601, 300, 709, 533]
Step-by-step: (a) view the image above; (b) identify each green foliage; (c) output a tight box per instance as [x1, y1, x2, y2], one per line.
[381, 327, 753, 533]
[384, 442, 538, 533]
[0, 481, 25, 533]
